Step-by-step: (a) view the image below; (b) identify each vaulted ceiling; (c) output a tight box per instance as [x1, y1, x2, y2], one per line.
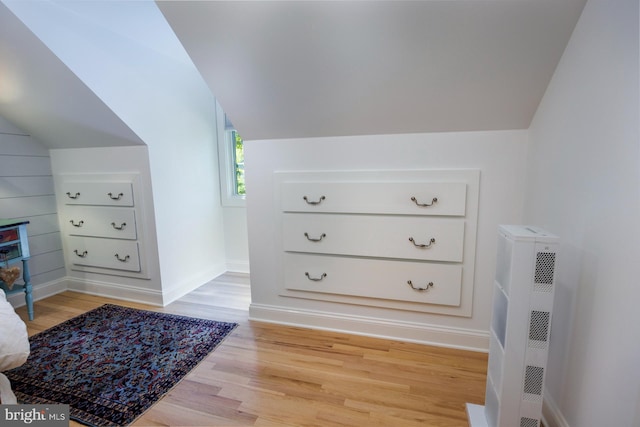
[0, 0, 587, 148]
[158, 0, 587, 140]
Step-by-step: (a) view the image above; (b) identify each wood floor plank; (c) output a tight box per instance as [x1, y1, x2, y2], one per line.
[11, 272, 488, 426]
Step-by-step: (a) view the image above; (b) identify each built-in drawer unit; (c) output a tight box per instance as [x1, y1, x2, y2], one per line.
[61, 181, 134, 206]
[63, 206, 137, 240]
[57, 174, 149, 279]
[281, 181, 467, 216]
[284, 253, 463, 308]
[68, 236, 141, 272]
[275, 169, 480, 317]
[282, 213, 465, 262]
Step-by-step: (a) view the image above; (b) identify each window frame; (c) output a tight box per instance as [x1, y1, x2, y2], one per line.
[216, 102, 246, 207]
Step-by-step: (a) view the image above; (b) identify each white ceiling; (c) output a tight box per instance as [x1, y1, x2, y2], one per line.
[159, 0, 587, 140]
[0, 1, 587, 148]
[0, 1, 145, 149]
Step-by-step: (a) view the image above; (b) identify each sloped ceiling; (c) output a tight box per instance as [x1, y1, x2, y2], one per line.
[159, 0, 587, 140]
[0, 1, 587, 148]
[0, 2, 144, 148]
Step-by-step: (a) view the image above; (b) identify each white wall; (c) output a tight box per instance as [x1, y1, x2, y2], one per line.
[6, 1, 230, 304]
[222, 207, 250, 273]
[245, 130, 529, 349]
[0, 115, 65, 303]
[525, 1, 639, 426]
[146, 132, 227, 304]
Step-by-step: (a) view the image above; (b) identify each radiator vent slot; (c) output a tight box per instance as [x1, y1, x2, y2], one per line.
[528, 310, 551, 349]
[523, 365, 544, 401]
[534, 252, 555, 292]
[520, 417, 539, 427]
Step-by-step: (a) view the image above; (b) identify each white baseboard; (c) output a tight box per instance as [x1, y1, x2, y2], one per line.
[6, 265, 242, 310]
[6, 277, 68, 308]
[249, 303, 489, 352]
[67, 277, 164, 306]
[466, 403, 489, 427]
[543, 388, 570, 427]
[161, 264, 228, 306]
[225, 260, 250, 274]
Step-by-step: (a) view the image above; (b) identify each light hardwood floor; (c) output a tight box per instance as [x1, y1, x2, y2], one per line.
[14, 273, 488, 426]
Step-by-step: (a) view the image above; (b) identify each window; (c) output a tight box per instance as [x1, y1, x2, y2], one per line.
[217, 102, 246, 207]
[231, 128, 245, 196]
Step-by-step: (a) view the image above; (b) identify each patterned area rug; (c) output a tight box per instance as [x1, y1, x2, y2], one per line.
[5, 304, 238, 426]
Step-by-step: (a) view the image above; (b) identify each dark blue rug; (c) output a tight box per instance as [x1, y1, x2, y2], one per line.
[5, 304, 237, 426]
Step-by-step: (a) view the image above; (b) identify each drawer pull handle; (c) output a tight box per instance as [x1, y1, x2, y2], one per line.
[304, 232, 326, 242]
[74, 250, 88, 258]
[108, 192, 124, 200]
[66, 192, 80, 199]
[407, 281, 434, 291]
[303, 195, 325, 205]
[111, 222, 127, 230]
[115, 254, 130, 262]
[70, 220, 84, 227]
[409, 237, 436, 248]
[305, 272, 327, 282]
[411, 196, 438, 207]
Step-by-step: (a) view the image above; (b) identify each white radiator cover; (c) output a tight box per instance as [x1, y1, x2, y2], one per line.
[469, 225, 559, 427]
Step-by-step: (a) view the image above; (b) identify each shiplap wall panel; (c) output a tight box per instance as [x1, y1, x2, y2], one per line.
[12, 254, 66, 287]
[29, 232, 63, 255]
[0, 195, 57, 218]
[27, 251, 66, 278]
[0, 123, 65, 290]
[0, 177, 55, 198]
[24, 214, 60, 235]
[29, 267, 65, 286]
[0, 156, 53, 176]
[1, 134, 50, 156]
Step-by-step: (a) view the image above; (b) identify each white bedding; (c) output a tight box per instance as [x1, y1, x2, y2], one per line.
[0, 289, 30, 404]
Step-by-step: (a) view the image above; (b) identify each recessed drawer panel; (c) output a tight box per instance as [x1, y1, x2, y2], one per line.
[68, 236, 140, 272]
[282, 213, 464, 262]
[281, 181, 467, 216]
[63, 207, 137, 239]
[284, 253, 462, 306]
[62, 182, 134, 206]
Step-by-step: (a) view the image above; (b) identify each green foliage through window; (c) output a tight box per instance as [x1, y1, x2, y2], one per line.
[232, 131, 245, 196]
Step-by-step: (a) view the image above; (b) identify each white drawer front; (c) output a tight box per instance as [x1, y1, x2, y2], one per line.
[284, 253, 462, 306]
[62, 182, 134, 206]
[64, 207, 137, 239]
[68, 236, 140, 272]
[281, 182, 467, 216]
[282, 213, 464, 262]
